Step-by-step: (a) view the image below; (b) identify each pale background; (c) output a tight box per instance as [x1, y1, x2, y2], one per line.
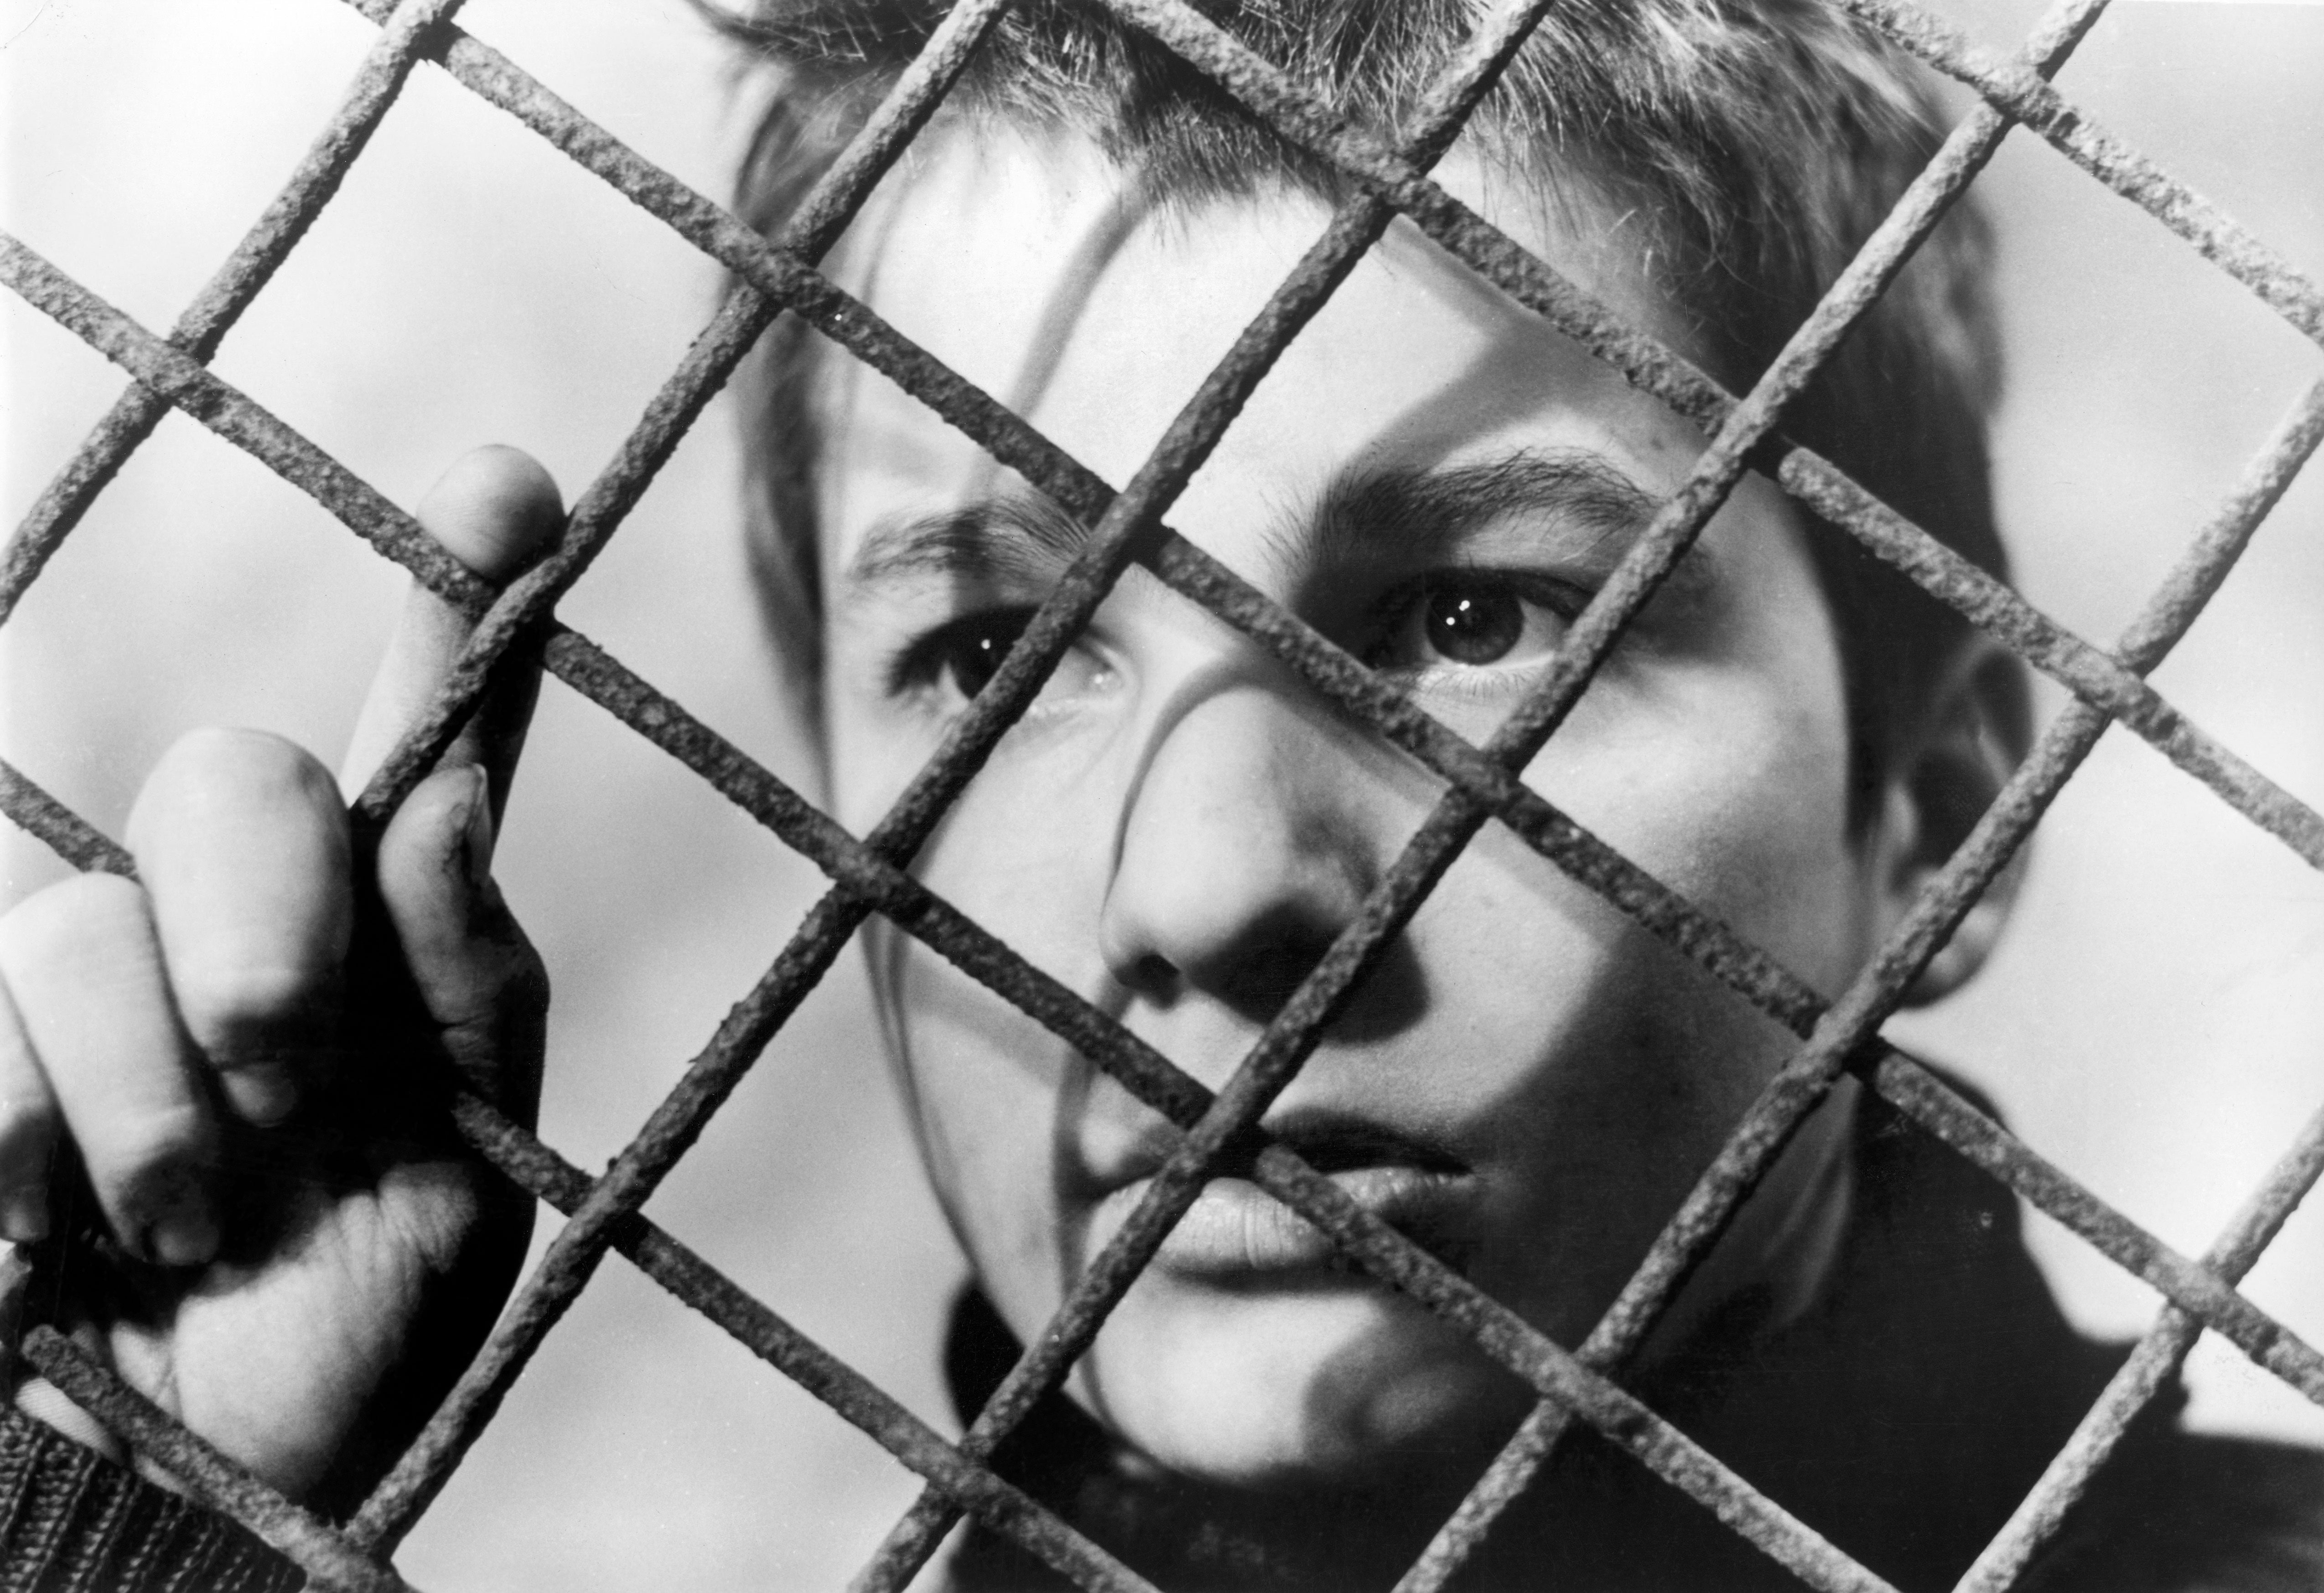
[2, 0, 2319, 1586]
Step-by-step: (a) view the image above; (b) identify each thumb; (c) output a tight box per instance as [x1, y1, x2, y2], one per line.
[371, 763, 548, 1123]
[339, 447, 564, 831]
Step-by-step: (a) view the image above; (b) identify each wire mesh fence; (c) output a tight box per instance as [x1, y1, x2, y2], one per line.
[2, 0, 2321, 1588]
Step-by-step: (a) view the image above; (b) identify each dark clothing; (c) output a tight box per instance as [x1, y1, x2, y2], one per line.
[944, 1091, 2324, 1593]
[4, 1090, 2319, 1590]
[0, 1406, 298, 1593]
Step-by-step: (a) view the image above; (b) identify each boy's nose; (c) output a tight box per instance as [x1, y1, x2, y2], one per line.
[1097, 684, 1382, 1023]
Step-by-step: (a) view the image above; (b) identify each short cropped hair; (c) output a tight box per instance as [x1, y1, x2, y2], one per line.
[707, 0, 2025, 822]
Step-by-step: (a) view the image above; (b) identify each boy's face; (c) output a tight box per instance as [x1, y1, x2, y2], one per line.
[812, 129, 1895, 1489]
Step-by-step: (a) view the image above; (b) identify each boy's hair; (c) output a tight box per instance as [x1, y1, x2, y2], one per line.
[708, 0, 2025, 823]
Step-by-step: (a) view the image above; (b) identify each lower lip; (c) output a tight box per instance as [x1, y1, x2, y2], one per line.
[1091, 1166, 1470, 1278]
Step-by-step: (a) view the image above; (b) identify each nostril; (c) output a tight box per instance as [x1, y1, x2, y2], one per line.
[1183, 907, 1341, 1023]
[1118, 951, 1182, 1001]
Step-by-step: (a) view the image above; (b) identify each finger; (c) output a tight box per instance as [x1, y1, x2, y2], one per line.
[375, 765, 548, 1123]
[128, 729, 353, 1128]
[339, 446, 564, 826]
[0, 976, 61, 1243]
[0, 875, 218, 1268]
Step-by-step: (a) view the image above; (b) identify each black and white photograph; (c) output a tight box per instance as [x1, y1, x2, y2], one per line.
[2, 0, 2321, 1587]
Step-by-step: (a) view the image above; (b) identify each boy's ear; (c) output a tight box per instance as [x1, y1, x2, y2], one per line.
[1869, 636, 2033, 1005]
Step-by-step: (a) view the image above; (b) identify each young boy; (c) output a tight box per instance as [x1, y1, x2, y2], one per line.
[0, 0, 2319, 1588]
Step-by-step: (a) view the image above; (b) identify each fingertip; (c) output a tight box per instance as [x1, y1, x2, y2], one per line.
[377, 764, 493, 934]
[0, 1188, 48, 1246]
[130, 727, 348, 870]
[378, 764, 542, 1047]
[218, 1061, 300, 1128]
[0, 979, 56, 1244]
[416, 446, 565, 583]
[149, 1200, 219, 1270]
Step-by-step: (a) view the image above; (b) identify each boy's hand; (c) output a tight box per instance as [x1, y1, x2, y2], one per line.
[0, 448, 559, 1515]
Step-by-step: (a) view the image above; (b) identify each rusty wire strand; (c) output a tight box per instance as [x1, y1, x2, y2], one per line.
[18, 1331, 416, 1593]
[436, 1093, 1166, 1593]
[0, 757, 134, 878]
[0, 0, 466, 629]
[1955, 1090, 2324, 1593]
[1837, 0, 2324, 351]
[1095, 0, 2324, 874]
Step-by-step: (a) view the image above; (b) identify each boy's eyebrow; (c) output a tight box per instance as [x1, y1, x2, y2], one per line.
[845, 495, 1092, 590]
[1307, 448, 1663, 572]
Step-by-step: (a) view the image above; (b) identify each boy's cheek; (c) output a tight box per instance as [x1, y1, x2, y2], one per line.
[1509, 674, 1862, 981]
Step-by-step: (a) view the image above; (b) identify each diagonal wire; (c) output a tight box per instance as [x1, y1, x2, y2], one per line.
[1954, 1092, 2324, 1593]
[0, 0, 466, 628]
[0, 757, 135, 877]
[19, 1331, 416, 1593]
[1840, 0, 2324, 350]
[439, 1095, 1168, 1593]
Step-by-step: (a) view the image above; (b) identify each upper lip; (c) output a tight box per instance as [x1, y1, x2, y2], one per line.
[1081, 1106, 1467, 1195]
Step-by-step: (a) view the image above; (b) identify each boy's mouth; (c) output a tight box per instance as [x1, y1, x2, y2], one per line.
[1083, 1113, 1474, 1279]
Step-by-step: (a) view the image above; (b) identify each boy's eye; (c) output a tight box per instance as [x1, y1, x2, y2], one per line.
[1364, 575, 1575, 674]
[1418, 587, 1524, 665]
[919, 610, 1033, 701]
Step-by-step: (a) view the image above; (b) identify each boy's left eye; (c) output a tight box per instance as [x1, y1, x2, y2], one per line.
[1364, 574, 1575, 675]
[892, 608, 1034, 703]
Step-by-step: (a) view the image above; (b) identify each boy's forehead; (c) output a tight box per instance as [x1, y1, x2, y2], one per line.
[813, 122, 1710, 573]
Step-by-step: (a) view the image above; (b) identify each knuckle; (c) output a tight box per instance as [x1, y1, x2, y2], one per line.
[0, 873, 154, 984]
[92, 1099, 214, 1187]
[141, 727, 338, 827]
[173, 951, 333, 1043]
[0, 1097, 57, 1171]
[431, 447, 563, 575]
[506, 939, 551, 1015]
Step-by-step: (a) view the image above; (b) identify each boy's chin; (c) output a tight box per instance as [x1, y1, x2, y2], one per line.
[1074, 1275, 1525, 1493]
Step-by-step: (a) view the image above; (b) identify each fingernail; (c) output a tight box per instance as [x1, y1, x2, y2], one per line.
[456, 765, 495, 885]
[149, 1202, 218, 1269]
[222, 1062, 299, 1127]
[0, 1187, 47, 1245]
